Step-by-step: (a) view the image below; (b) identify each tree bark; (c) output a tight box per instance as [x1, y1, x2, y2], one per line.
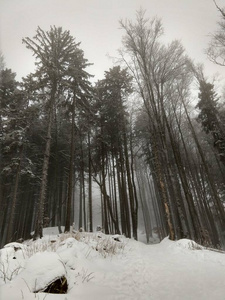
[33, 82, 57, 239]
[65, 96, 75, 232]
[6, 145, 23, 243]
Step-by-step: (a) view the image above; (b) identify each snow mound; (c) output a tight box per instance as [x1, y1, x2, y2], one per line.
[17, 252, 66, 292]
[175, 238, 204, 250]
[4, 242, 27, 250]
[0, 242, 27, 283]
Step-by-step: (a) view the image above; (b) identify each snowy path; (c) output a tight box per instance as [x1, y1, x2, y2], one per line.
[81, 238, 225, 300]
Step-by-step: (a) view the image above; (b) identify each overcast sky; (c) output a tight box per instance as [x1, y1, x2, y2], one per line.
[1, 0, 225, 84]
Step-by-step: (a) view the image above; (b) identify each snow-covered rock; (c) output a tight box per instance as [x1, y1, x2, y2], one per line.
[16, 252, 66, 292]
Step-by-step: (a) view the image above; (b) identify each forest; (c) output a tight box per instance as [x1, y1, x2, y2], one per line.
[0, 9, 225, 250]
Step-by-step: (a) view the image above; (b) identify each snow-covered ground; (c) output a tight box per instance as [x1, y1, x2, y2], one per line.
[0, 227, 225, 300]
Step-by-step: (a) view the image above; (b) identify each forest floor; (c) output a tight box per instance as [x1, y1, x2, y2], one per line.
[0, 227, 225, 300]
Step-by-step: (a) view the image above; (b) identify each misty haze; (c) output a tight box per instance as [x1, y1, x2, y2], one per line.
[0, 1, 225, 299]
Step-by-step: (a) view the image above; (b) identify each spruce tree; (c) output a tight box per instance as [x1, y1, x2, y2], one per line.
[22, 26, 90, 238]
[196, 80, 225, 166]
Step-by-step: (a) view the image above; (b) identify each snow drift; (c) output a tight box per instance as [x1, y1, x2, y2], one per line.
[0, 228, 225, 300]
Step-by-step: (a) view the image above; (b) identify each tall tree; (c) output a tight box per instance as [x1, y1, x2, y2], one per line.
[64, 47, 93, 232]
[22, 26, 84, 239]
[196, 80, 225, 166]
[0, 68, 38, 244]
[120, 11, 191, 240]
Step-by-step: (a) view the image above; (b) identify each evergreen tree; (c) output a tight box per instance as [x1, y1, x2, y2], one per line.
[196, 80, 225, 166]
[22, 26, 90, 238]
[0, 68, 37, 244]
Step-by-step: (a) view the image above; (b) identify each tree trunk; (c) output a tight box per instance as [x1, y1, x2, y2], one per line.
[123, 132, 138, 240]
[182, 97, 225, 227]
[88, 132, 93, 232]
[33, 83, 57, 239]
[65, 97, 75, 232]
[6, 145, 23, 243]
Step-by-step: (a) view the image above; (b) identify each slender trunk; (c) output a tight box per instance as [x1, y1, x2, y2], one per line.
[136, 164, 151, 243]
[152, 132, 175, 240]
[130, 135, 139, 233]
[6, 145, 23, 243]
[164, 115, 201, 241]
[182, 98, 225, 227]
[65, 97, 75, 232]
[82, 167, 86, 231]
[112, 154, 120, 231]
[88, 132, 93, 232]
[34, 83, 56, 239]
[123, 132, 138, 240]
[119, 146, 131, 238]
[80, 136, 86, 231]
[116, 154, 126, 234]
[79, 173, 83, 229]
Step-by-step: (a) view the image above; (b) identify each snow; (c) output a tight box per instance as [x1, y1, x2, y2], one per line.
[17, 252, 66, 292]
[1, 227, 225, 300]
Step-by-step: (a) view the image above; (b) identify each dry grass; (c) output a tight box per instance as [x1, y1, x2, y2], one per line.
[24, 231, 126, 258]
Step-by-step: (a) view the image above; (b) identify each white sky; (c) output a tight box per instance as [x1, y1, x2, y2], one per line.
[0, 0, 225, 84]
